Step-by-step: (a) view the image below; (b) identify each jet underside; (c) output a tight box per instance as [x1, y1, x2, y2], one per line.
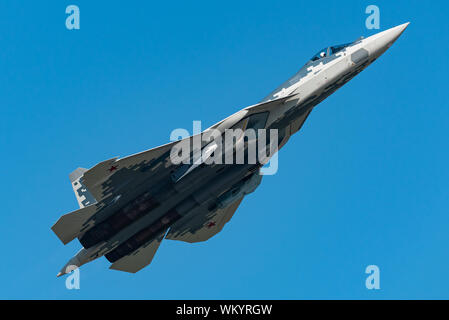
[52, 23, 409, 275]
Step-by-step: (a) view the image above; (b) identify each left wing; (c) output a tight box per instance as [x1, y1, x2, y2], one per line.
[81, 141, 177, 202]
[76, 95, 301, 202]
[80, 133, 203, 202]
[166, 198, 244, 243]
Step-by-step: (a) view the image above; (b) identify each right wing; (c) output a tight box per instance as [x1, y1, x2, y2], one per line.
[109, 232, 164, 273]
[108, 198, 244, 272]
[166, 198, 244, 243]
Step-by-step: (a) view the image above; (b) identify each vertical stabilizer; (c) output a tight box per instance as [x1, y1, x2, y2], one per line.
[69, 168, 97, 208]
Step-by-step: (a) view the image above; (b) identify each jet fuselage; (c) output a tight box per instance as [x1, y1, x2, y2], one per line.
[53, 23, 409, 276]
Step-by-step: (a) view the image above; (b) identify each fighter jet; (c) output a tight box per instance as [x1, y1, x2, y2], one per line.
[52, 23, 409, 276]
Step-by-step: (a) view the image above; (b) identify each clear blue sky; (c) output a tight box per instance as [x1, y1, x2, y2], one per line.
[1, 1, 448, 299]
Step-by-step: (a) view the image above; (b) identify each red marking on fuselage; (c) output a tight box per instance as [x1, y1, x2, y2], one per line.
[206, 221, 216, 228]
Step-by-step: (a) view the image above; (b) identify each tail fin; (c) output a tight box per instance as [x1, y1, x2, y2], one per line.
[69, 168, 97, 208]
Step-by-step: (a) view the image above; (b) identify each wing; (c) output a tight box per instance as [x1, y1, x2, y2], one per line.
[165, 198, 243, 243]
[109, 232, 164, 273]
[75, 95, 301, 202]
[79, 133, 205, 202]
[81, 142, 176, 202]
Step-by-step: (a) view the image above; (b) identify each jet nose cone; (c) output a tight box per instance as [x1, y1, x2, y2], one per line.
[364, 22, 410, 58]
[385, 22, 410, 43]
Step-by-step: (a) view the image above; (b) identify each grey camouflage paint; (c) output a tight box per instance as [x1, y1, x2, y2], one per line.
[52, 23, 410, 276]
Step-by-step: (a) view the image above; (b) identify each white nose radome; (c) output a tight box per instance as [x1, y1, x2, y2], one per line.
[364, 22, 410, 58]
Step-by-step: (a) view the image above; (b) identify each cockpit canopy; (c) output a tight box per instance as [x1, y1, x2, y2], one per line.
[309, 43, 352, 62]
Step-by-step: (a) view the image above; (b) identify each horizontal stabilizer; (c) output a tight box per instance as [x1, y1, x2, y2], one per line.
[109, 233, 164, 273]
[51, 204, 101, 245]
